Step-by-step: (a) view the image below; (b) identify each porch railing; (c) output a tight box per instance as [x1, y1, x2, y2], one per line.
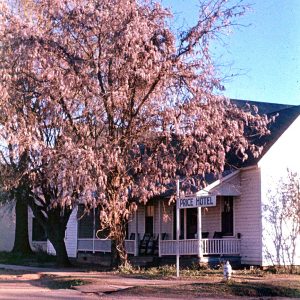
[124, 240, 135, 254]
[159, 239, 240, 256]
[77, 238, 136, 255]
[77, 238, 240, 256]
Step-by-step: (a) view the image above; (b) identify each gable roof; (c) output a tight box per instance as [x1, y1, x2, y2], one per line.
[153, 99, 300, 198]
[230, 99, 295, 115]
[227, 100, 300, 168]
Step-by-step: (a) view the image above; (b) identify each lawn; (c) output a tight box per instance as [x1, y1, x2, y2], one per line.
[0, 251, 56, 267]
[0, 253, 300, 298]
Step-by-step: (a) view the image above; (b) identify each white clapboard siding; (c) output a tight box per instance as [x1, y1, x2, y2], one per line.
[154, 199, 173, 238]
[201, 200, 221, 235]
[47, 207, 78, 258]
[235, 167, 262, 265]
[0, 202, 15, 252]
[128, 204, 145, 239]
[259, 115, 300, 266]
[160, 199, 174, 239]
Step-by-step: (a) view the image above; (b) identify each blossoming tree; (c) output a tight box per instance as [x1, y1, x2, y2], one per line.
[0, 0, 270, 266]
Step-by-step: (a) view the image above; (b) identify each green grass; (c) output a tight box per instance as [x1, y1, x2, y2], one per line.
[226, 281, 300, 297]
[0, 251, 56, 266]
[117, 264, 300, 298]
[119, 264, 261, 279]
[118, 262, 300, 279]
[114, 280, 300, 298]
[40, 275, 88, 290]
[190, 281, 300, 298]
[118, 263, 229, 279]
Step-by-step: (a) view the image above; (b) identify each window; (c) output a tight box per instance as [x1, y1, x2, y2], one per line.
[32, 218, 47, 242]
[221, 196, 234, 236]
[77, 205, 109, 239]
[77, 206, 94, 238]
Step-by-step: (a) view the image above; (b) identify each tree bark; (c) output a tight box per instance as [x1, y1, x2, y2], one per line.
[28, 199, 72, 268]
[110, 223, 128, 268]
[47, 221, 71, 267]
[12, 189, 33, 255]
[110, 239, 121, 268]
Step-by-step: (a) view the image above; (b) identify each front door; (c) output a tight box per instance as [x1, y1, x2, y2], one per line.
[145, 204, 154, 235]
[186, 208, 197, 239]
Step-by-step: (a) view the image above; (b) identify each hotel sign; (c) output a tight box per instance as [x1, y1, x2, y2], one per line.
[177, 195, 216, 209]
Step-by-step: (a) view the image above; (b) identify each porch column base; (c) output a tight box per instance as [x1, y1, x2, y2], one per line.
[198, 260, 208, 268]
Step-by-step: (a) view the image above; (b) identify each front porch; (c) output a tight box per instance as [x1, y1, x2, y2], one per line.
[77, 173, 242, 260]
[77, 237, 241, 257]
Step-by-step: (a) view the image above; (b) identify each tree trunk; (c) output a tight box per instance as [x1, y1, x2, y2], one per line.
[27, 201, 72, 268]
[110, 224, 128, 268]
[111, 239, 121, 268]
[12, 191, 32, 255]
[47, 222, 71, 267]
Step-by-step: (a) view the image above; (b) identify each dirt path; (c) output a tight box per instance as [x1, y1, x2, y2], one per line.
[0, 264, 299, 299]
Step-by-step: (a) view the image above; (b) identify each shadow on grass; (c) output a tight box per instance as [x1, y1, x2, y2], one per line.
[191, 282, 300, 298]
[0, 269, 89, 290]
[0, 251, 56, 267]
[39, 275, 89, 290]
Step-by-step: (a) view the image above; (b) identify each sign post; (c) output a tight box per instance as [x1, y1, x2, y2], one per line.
[176, 191, 216, 277]
[176, 179, 180, 278]
[197, 206, 202, 261]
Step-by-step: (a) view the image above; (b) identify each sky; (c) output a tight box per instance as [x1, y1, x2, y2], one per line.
[161, 0, 300, 105]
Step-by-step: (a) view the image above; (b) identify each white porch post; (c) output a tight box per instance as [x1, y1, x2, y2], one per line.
[197, 207, 202, 262]
[176, 179, 180, 278]
[158, 199, 162, 257]
[134, 210, 139, 256]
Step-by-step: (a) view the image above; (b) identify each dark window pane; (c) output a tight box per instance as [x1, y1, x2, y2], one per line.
[145, 217, 153, 235]
[221, 196, 233, 236]
[77, 205, 94, 238]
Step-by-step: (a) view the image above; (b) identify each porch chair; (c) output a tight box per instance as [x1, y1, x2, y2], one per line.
[139, 233, 152, 255]
[213, 231, 223, 238]
[194, 232, 209, 239]
[151, 233, 168, 255]
[129, 233, 135, 240]
[161, 232, 167, 240]
[146, 235, 156, 255]
[202, 232, 209, 238]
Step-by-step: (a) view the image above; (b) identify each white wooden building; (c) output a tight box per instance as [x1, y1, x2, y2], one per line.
[1, 100, 300, 266]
